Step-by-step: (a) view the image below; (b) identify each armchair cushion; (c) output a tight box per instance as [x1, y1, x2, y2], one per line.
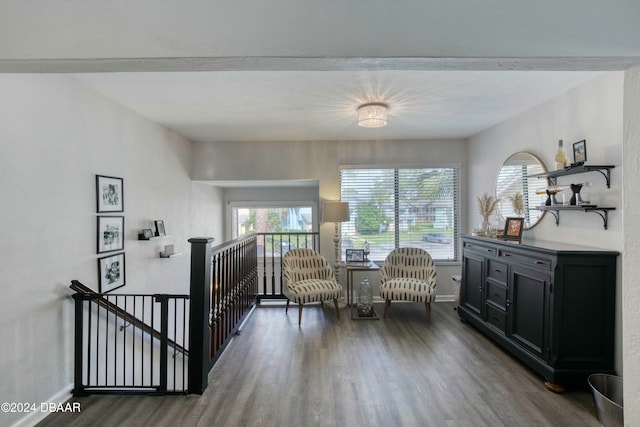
[379, 277, 435, 303]
[284, 279, 342, 304]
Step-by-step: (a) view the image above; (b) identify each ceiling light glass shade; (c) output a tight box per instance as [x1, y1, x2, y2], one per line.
[358, 103, 388, 128]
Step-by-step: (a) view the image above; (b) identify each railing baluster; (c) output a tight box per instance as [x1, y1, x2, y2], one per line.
[87, 296, 93, 390]
[157, 294, 168, 393]
[123, 295, 127, 386]
[133, 295, 137, 387]
[173, 297, 177, 391]
[147, 296, 151, 387]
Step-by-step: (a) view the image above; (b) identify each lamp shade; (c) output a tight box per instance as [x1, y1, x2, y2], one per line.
[322, 201, 350, 223]
[358, 103, 388, 128]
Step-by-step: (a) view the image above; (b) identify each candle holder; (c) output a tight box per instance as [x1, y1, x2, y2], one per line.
[570, 183, 583, 205]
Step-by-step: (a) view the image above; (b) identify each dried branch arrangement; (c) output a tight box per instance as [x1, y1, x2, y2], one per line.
[477, 193, 499, 221]
[508, 192, 525, 216]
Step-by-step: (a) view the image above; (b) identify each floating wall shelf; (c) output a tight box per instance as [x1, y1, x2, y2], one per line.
[531, 206, 616, 230]
[138, 234, 172, 241]
[159, 252, 182, 259]
[528, 165, 615, 188]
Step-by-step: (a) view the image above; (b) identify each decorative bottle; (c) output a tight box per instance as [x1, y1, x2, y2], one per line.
[363, 240, 370, 261]
[357, 277, 374, 317]
[554, 140, 567, 170]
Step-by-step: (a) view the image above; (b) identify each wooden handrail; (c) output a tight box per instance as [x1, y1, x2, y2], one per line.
[70, 280, 189, 356]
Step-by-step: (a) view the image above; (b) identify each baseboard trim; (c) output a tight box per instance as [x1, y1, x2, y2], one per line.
[11, 383, 73, 427]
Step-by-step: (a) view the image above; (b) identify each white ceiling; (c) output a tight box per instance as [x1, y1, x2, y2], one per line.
[2, 1, 639, 143]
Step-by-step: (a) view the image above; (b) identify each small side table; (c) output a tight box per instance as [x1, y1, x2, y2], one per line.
[346, 261, 380, 320]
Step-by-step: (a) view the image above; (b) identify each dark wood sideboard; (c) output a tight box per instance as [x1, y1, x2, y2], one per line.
[459, 235, 618, 391]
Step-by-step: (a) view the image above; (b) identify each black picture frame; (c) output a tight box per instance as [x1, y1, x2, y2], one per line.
[154, 220, 166, 237]
[502, 217, 524, 242]
[96, 175, 124, 213]
[572, 139, 587, 166]
[98, 252, 126, 293]
[97, 215, 124, 254]
[346, 249, 365, 262]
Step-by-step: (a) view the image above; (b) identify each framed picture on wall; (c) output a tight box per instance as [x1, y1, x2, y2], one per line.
[154, 220, 166, 237]
[97, 216, 124, 253]
[98, 252, 126, 293]
[96, 175, 124, 213]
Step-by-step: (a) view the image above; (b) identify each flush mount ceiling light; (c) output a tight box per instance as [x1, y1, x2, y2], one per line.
[357, 103, 388, 128]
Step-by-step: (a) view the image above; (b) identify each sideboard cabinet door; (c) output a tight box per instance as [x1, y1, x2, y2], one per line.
[461, 250, 485, 319]
[507, 264, 551, 361]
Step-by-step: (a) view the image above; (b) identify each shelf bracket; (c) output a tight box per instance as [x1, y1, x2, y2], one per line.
[588, 209, 610, 230]
[547, 209, 560, 226]
[594, 168, 612, 188]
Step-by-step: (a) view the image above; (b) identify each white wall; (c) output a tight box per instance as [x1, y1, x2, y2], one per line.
[622, 65, 640, 427]
[467, 72, 625, 373]
[0, 75, 220, 427]
[192, 139, 468, 296]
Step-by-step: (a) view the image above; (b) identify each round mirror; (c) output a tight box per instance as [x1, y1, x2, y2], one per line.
[495, 152, 548, 230]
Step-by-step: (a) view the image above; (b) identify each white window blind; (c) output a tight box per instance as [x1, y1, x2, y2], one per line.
[340, 167, 459, 262]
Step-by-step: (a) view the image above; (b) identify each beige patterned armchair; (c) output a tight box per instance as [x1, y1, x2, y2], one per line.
[282, 248, 342, 325]
[379, 247, 437, 323]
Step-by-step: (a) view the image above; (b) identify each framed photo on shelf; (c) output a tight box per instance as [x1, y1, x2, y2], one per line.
[345, 249, 365, 263]
[154, 220, 166, 237]
[97, 216, 124, 253]
[96, 175, 124, 213]
[572, 140, 587, 166]
[98, 252, 126, 293]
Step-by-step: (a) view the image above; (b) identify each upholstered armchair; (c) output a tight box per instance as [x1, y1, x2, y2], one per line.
[282, 248, 343, 325]
[379, 247, 437, 323]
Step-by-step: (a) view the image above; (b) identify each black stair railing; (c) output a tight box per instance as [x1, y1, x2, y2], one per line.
[188, 234, 258, 394]
[71, 281, 189, 395]
[255, 232, 319, 301]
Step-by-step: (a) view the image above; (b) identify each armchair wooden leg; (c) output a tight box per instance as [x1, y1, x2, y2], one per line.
[425, 302, 432, 324]
[285, 299, 290, 314]
[333, 299, 340, 319]
[383, 300, 391, 318]
[298, 304, 303, 326]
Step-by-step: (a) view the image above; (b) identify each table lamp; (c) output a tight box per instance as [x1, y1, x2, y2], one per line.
[322, 201, 350, 281]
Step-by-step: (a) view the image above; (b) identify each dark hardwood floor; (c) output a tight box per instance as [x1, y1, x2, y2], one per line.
[38, 302, 599, 427]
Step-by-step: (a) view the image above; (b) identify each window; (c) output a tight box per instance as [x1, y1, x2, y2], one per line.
[231, 204, 314, 239]
[340, 167, 459, 262]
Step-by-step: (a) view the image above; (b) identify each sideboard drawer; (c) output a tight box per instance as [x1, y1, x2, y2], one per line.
[464, 241, 497, 257]
[487, 259, 508, 284]
[499, 249, 552, 270]
[486, 304, 506, 333]
[486, 281, 507, 309]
